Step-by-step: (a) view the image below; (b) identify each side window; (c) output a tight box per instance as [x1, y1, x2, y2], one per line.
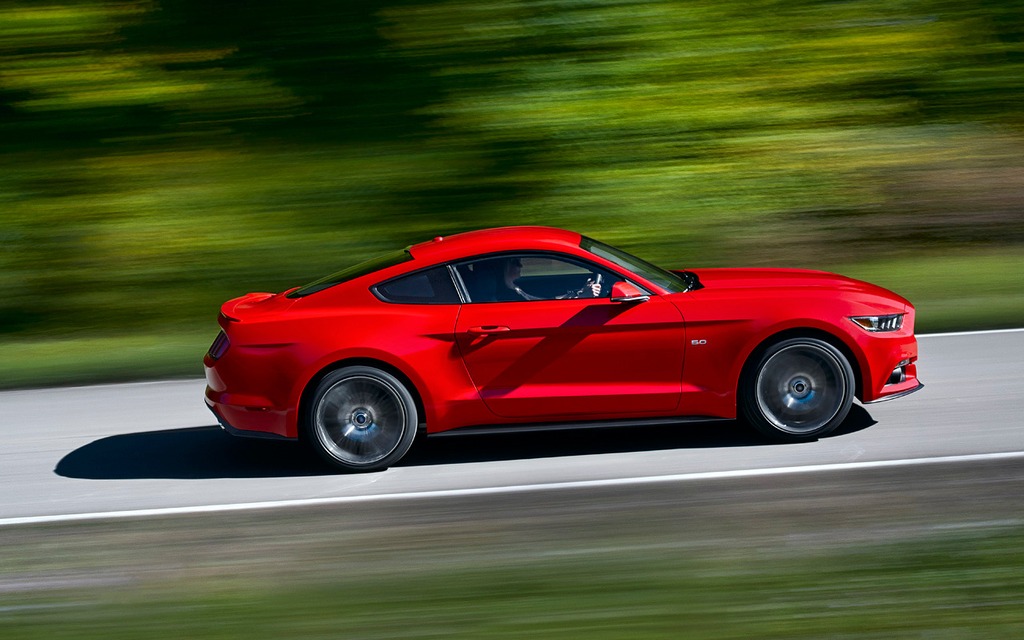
[454, 254, 614, 303]
[373, 266, 461, 304]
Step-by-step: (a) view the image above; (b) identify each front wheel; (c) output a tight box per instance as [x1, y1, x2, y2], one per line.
[740, 337, 855, 441]
[304, 366, 418, 472]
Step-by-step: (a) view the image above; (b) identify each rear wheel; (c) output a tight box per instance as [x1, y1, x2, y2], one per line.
[741, 337, 855, 441]
[304, 366, 418, 472]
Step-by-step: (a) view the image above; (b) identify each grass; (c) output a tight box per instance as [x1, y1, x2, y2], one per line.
[1, 521, 1022, 639]
[835, 248, 1024, 332]
[0, 332, 210, 390]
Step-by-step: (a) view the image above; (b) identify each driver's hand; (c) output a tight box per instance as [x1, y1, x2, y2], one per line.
[589, 281, 601, 297]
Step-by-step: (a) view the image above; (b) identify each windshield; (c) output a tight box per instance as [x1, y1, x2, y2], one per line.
[287, 249, 412, 298]
[580, 236, 689, 293]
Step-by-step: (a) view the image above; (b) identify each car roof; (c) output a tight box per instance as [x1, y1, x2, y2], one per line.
[407, 226, 584, 264]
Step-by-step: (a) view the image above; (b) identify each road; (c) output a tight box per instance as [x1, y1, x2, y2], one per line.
[1, 329, 1022, 525]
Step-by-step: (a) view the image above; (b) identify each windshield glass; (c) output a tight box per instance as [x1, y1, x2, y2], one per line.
[287, 249, 412, 298]
[580, 236, 689, 293]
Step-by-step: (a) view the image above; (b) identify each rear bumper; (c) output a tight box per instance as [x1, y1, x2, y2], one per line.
[206, 400, 295, 441]
[204, 363, 295, 439]
[204, 341, 299, 439]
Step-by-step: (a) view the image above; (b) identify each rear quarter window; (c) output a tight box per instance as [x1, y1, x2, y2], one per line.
[373, 266, 461, 304]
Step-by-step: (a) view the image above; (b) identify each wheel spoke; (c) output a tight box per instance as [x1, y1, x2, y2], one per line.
[313, 374, 408, 466]
[755, 343, 848, 435]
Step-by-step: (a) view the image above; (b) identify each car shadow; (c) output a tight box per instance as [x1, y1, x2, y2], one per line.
[55, 426, 330, 479]
[401, 405, 877, 467]
[54, 406, 876, 479]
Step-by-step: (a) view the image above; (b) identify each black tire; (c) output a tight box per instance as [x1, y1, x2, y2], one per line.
[304, 366, 418, 472]
[740, 337, 855, 442]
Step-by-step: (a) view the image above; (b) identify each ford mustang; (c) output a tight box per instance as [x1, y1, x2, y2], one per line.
[204, 226, 922, 471]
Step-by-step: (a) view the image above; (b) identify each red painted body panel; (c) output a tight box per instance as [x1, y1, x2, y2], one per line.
[204, 226, 921, 441]
[455, 296, 685, 418]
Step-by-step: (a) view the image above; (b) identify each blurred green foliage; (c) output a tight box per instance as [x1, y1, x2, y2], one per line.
[1, 1, 1023, 359]
[3, 519, 1024, 638]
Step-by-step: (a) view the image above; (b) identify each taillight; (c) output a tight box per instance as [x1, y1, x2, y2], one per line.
[208, 331, 230, 360]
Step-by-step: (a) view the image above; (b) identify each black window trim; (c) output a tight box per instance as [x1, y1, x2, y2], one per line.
[446, 263, 468, 304]
[371, 264, 464, 305]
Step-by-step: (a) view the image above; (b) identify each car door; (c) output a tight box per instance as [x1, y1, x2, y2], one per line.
[453, 252, 686, 419]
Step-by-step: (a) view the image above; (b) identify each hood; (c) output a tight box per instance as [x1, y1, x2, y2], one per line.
[685, 268, 911, 307]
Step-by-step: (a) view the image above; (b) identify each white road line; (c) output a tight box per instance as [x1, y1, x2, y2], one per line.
[919, 327, 1024, 338]
[3, 451, 1023, 528]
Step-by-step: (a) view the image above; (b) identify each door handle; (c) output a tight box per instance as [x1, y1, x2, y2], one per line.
[467, 325, 511, 335]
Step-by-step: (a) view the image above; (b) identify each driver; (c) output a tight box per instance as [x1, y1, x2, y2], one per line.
[498, 258, 538, 301]
[498, 258, 603, 301]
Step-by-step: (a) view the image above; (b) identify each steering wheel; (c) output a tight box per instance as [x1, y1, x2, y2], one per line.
[561, 273, 604, 299]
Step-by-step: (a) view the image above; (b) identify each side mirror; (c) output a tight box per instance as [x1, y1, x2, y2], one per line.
[610, 281, 650, 303]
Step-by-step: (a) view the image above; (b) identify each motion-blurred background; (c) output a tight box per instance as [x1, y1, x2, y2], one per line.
[2, 0, 1022, 386]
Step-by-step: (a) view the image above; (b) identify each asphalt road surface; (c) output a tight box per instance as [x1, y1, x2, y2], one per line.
[2, 329, 1022, 526]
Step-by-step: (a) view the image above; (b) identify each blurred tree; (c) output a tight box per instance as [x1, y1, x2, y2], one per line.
[0, 0, 1022, 339]
[380, 0, 1024, 256]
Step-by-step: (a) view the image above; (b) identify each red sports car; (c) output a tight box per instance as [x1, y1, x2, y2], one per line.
[204, 226, 921, 471]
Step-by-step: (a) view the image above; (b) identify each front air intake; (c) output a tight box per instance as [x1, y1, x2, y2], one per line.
[886, 365, 906, 386]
